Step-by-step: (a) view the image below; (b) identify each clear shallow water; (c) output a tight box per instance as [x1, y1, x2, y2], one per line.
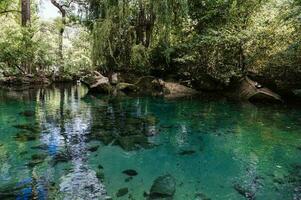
[0, 84, 300, 200]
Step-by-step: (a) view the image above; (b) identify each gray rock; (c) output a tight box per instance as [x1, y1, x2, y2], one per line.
[81, 71, 112, 94]
[149, 175, 176, 200]
[122, 169, 138, 176]
[162, 81, 198, 99]
[116, 83, 138, 94]
[111, 73, 119, 85]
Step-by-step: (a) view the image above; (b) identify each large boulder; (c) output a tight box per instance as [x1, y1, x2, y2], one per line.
[135, 76, 164, 96]
[116, 83, 138, 94]
[161, 81, 199, 99]
[149, 175, 176, 200]
[235, 77, 283, 103]
[82, 72, 199, 98]
[134, 76, 198, 98]
[81, 71, 112, 94]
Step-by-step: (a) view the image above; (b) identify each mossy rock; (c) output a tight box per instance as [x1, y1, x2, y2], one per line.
[116, 83, 138, 94]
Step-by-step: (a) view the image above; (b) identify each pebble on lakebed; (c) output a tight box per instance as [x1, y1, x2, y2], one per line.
[122, 169, 138, 176]
[116, 188, 129, 197]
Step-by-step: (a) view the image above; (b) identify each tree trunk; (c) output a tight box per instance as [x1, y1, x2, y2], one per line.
[239, 43, 246, 74]
[21, 0, 31, 74]
[21, 0, 30, 26]
[50, 0, 67, 69]
[59, 12, 66, 61]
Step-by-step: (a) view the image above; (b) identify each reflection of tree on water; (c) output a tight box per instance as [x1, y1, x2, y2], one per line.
[37, 84, 107, 199]
[58, 116, 106, 200]
[88, 97, 159, 151]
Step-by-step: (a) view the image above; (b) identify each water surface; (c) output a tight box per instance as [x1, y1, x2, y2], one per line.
[0, 84, 300, 200]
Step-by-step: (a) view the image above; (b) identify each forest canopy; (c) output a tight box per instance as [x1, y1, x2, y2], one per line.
[0, 0, 301, 91]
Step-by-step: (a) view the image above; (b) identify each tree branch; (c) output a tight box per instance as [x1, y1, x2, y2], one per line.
[50, 0, 66, 15]
[0, 10, 21, 15]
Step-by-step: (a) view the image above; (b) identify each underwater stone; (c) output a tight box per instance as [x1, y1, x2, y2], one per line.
[88, 145, 100, 152]
[96, 170, 105, 181]
[14, 131, 37, 142]
[31, 153, 47, 161]
[149, 174, 176, 200]
[27, 153, 48, 167]
[116, 135, 150, 151]
[27, 159, 44, 168]
[178, 150, 196, 156]
[195, 192, 211, 200]
[19, 110, 35, 117]
[116, 188, 129, 197]
[13, 124, 40, 133]
[125, 177, 133, 182]
[233, 184, 255, 200]
[122, 169, 138, 176]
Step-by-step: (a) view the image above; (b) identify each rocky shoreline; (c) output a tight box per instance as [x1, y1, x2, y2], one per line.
[0, 71, 300, 103]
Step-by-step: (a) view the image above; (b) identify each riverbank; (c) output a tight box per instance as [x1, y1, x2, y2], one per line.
[0, 71, 300, 104]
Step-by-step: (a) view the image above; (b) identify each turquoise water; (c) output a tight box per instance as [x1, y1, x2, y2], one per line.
[0, 84, 300, 200]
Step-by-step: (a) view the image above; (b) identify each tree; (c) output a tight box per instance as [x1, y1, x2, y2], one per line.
[50, 0, 75, 67]
[21, 0, 31, 26]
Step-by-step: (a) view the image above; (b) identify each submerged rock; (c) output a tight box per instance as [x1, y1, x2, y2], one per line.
[14, 131, 38, 142]
[116, 188, 129, 197]
[31, 153, 47, 160]
[19, 110, 35, 117]
[233, 184, 255, 200]
[88, 145, 100, 152]
[122, 169, 138, 177]
[178, 150, 196, 156]
[125, 177, 133, 182]
[96, 170, 105, 181]
[27, 153, 48, 167]
[149, 175, 176, 200]
[13, 124, 40, 133]
[115, 135, 152, 151]
[195, 192, 211, 200]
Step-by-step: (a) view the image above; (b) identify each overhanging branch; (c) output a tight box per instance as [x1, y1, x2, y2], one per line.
[0, 10, 21, 15]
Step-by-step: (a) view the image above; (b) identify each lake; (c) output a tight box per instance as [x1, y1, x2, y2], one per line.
[0, 84, 300, 200]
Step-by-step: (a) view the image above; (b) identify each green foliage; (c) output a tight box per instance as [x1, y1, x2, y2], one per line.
[130, 44, 150, 73]
[0, 0, 92, 77]
[64, 27, 92, 75]
[0, 18, 55, 74]
[1, 0, 301, 90]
